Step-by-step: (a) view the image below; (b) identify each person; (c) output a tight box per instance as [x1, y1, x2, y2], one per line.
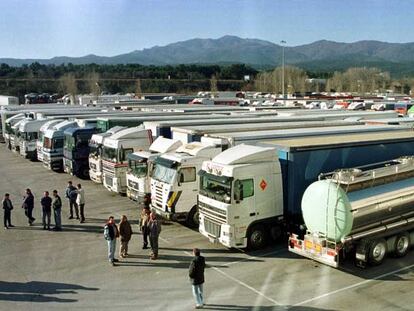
[40, 191, 52, 230]
[148, 212, 161, 260]
[51, 190, 62, 231]
[189, 248, 206, 309]
[2, 193, 14, 229]
[76, 183, 85, 223]
[119, 215, 132, 258]
[65, 181, 79, 219]
[139, 206, 151, 249]
[104, 216, 119, 266]
[22, 188, 35, 225]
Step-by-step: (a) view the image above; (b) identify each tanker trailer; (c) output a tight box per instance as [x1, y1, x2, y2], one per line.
[289, 156, 414, 268]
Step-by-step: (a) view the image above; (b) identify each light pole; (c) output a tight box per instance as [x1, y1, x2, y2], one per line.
[280, 40, 286, 102]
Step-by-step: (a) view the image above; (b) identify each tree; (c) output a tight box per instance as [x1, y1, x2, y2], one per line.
[210, 75, 218, 96]
[86, 71, 100, 96]
[59, 73, 78, 104]
[135, 79, 142, 98]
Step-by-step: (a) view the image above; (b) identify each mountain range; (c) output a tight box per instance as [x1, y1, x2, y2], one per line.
[3, 35, 414, 75]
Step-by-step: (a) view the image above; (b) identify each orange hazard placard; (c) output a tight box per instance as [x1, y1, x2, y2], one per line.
[260, 179, 267, 191]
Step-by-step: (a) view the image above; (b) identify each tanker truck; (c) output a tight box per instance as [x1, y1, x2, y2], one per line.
[289, 157, 414, 268]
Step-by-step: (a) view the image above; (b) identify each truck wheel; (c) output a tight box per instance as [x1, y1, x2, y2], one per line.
[248, 225, 267, 250]
[186, 206, 199, 229]
[393, 233, 410, 258]
[368, 238, 387, 265]
[81, 167, 90, 179]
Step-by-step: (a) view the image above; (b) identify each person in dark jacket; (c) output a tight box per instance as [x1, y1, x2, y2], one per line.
[51, 190, 62, 231]
[40, 191, 52, 230]
[139, 205, 151, 249]
[65, 181, 79, 219]
[104, 216, 119, 266]
[22, 188, 35, 225]
[119, 215, 132, 258]
[148, 212, 161, 260]
[189, 248, 206, 308]
[3, 193, 14, 229]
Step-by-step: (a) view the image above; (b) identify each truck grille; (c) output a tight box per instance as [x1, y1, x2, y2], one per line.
[128, 180, 138, 190]
[90, 162, 97, 170]
[154, 184, 164, 209]
[204, 218, 221, 238]
[199, 201, 227, 223]
[105, 175, 114, 187]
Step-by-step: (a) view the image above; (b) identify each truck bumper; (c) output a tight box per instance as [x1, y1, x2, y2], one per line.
[89, 171, 103, 184]
[151, 205, 187, 222]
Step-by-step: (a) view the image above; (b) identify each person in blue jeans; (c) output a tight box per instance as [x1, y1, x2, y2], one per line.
[104, 216, 119, 266]
[51, 190, 62, 231]
[189, 248, 206, 309]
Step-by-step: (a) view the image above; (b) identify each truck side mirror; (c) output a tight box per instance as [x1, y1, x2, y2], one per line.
[178, 172, 184, 186]
[234, 180, 243, 203]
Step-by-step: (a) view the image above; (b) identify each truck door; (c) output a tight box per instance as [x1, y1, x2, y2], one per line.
[234, 178, 256, 226]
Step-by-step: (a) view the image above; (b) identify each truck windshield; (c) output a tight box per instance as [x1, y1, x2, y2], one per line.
[65, 135, 75, 151]
[89, 142, 100, 156]
[22, 132, 38, 141]
[152, 164, 177, 184]
[129, 159, 148, 177]
[199, 171, 232, 203]
[103, 147, 118, 162]
[5, 123, 13, 135]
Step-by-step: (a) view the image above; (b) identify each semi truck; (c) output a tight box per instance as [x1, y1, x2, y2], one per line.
[89, 126, 126, 183]
[43, 120, 79, 171]
[63, 126, 99, 178]
[16, 118, 50, 159]
[102, 127, 153, 194]
[198, 130, 414, 251]
[150, 142, 222, 227]
[36, 119, 64, 162]
[0, 96, 19, 106]
[126, 136, 183, 202]
[289, 158, 414, 268]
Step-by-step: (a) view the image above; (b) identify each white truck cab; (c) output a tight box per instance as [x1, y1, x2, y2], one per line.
[17, 118, 50, 159]
[198, 144, 284, 249]
[37, 119, 63, 162]
[126, 136, 183, 202]
[150, 142, 222, 227]
[102, 127, 153, 194]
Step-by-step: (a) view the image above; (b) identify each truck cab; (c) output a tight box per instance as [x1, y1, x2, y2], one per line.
[63, 127, 98, 178]
[89, 126, 125, 184]
[43, 120, 79, 171]
[198, 144, 284, 249]
[102, 127, 153, 194]
[17, 118, 50, 159]
[150, 142, 222, 227]
[10, 119, 27, 152]
[36, 119, 63, 162]
[4, 113, 26, 149]
[126, 136, 182, 202]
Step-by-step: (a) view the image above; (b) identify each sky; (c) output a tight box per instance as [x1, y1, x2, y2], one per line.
[0, 0, 413, 59]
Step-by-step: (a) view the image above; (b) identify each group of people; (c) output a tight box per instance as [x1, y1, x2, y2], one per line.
[2, 180, 85, 231]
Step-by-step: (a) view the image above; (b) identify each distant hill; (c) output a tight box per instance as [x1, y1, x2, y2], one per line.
[3, 35, 414, 75]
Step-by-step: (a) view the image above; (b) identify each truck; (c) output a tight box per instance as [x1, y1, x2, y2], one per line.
[102, 127, 153, 194]
[198, 130, 414, 251]
[63, 126, 99, 178]
[43, 120, 79, 171]
[126, 136, 183, 202]
[4, 113, 28, 149]
[16, 118, 50, 159]
[289, 157, 414, 268]
[0, 96, 19, 106]
[150, 142, 222, 227]
[36, 119, 64, 162]
[89, 126, 126, 183]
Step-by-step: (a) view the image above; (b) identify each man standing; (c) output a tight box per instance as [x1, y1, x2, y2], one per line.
[104, 216, 119, 266]
[52, 190, 62, 231]
[22, 188, 35, 225]
[65, 181, 79, 219]
[139, 206, 151, 249]
[40, 191, 52, 230]
[189, 248, 206, 309]
[2, 193, 14, 229]
[76, 183, 85, 223]
[148, 212, 161, 260]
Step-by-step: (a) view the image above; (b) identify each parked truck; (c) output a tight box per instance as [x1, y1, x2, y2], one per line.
[63, 126, 98, 178]
[89, 126, 126, 183]
[0, 95, 19, 106]
[17, 118, 50, 159]
[289, 157, 414, 268]
[198, 130, 414, 251]
[36, 119, 63, 162]
[102, 127, 153, 194]
[126, 136, 183, 202]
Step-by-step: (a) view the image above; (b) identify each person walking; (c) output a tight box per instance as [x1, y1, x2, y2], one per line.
[148, 212, 161, 260]
[65, 181, 79, 220]
[51, 190, 62, 231]
[189, 248, 206, 309]
[139, 206, 151, 249]
[76, 184, 85, 223]
[2, 193, 14, 229]
[40, 191, 52, 230]
[104, 216, 119, 266]
[119, 215, 132, 258]
[22, 188, 35, 225]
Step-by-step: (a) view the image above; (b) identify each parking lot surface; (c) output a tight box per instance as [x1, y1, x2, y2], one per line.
[0, 145, 413, 311]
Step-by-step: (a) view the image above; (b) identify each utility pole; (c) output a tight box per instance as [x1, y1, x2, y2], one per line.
[280, 40, 286, 102]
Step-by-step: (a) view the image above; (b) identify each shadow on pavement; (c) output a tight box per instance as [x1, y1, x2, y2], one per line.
[0, 281, 99, 303]
[201, 304, 337, 311]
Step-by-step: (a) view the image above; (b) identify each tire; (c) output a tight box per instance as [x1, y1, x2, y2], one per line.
[393, 232, 410, 258]
[248, 225, 267, 250]
[368, 238, 387, 265]
[186, 206, 199, 229]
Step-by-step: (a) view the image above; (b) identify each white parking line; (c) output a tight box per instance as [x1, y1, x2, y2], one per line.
[293, 263, 414, 307]
[223, 248, 287, 267]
